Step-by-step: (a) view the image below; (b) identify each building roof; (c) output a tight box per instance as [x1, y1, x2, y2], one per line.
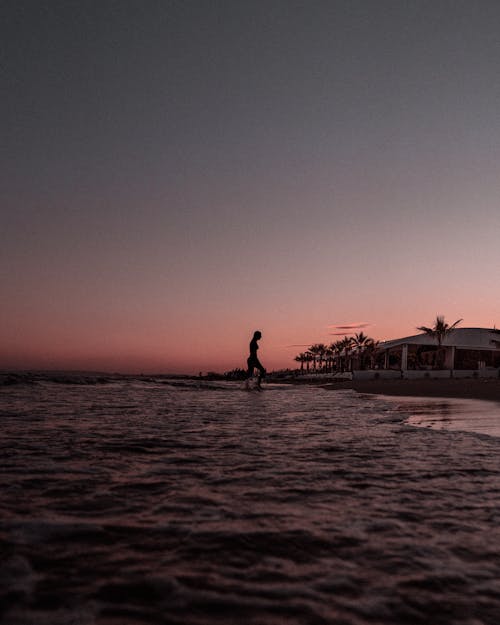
[380, 328, 500, 351]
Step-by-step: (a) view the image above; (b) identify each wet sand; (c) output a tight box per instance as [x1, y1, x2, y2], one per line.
[351, 377, 500, 403]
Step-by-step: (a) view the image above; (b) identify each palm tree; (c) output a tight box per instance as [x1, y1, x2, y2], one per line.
[333, 340, 345, 372]
[304, 351, 313, 373]
[339, 336, 354, 372]
[352, 332, 371, 370]
[417, 315, 462, 347]
[309, 344, 327, 372]
[307, 346, 317, 372]
[417, 315, 462, 369]
[316, 343, 327, 372]
[364, 339, 380, 369]
[328, 342, 339, 373]
[324, 346, 334, 372]
[294, 353, 306, 373]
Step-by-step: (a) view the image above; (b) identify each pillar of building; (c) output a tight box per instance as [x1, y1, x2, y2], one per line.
[401, 344, 408, 371]
[443, 345, 455, 370]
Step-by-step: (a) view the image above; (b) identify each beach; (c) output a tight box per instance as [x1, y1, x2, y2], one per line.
[1, 377, 500, 624]
[351, 377, 500, 402]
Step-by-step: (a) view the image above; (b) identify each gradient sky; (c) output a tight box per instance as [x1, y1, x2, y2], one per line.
[2, 1, 500, 373]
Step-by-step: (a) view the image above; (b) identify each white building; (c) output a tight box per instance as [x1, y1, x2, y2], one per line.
[374, 327, 500, 379]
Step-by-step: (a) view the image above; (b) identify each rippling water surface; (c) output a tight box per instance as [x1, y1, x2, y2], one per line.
[1, 379, 500, 625]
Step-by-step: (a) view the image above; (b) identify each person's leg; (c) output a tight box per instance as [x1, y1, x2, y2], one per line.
[255, 360, 266, 387]
[246, 359, 255, 388]
[246, 358, 255, 379]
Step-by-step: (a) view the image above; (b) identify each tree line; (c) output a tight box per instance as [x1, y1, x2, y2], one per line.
[293, 316, 463, 373]
[294, 332, 379, 373]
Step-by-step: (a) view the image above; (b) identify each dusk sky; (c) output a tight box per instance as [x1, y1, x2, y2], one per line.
[2, 1, 500, 373]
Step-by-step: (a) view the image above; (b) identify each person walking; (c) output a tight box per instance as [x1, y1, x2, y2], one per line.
[246, 330, 266, 389]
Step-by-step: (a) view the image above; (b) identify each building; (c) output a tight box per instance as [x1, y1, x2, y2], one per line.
[375, 327, 500, 379]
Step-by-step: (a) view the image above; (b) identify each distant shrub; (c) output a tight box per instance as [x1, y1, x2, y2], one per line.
[223, 368, 247, 381]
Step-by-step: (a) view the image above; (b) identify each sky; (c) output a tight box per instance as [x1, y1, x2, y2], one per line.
[2, 0, 500, 374]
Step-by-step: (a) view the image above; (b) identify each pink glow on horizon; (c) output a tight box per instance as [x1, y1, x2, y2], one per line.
[2, 195, 500, 374]
[2, 305, 499, 374]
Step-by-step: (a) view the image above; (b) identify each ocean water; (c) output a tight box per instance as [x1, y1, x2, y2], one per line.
[1, 378, 500, 625]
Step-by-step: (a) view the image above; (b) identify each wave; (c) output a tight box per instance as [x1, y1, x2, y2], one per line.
[1, 383, 500, 624]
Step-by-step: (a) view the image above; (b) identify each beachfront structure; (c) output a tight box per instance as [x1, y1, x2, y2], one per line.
[376, 327, 500, 378]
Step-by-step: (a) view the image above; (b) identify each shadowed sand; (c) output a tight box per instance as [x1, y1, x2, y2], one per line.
[350, 377, 500, 403]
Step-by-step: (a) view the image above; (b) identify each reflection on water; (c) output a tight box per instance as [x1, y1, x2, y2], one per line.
[393, 396, 500, 438]
[1, 379, 500, 625]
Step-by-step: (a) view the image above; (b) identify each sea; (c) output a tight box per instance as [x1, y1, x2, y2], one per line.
[1, 375, 500, 625]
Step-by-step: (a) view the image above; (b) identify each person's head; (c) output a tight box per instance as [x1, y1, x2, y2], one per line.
[253, 330, 262, 340]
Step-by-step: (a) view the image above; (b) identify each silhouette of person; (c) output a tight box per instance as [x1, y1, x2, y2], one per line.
[246, 330, 266, 388]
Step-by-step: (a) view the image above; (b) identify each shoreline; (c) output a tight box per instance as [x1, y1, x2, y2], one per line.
[348, 377, 500, 403]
